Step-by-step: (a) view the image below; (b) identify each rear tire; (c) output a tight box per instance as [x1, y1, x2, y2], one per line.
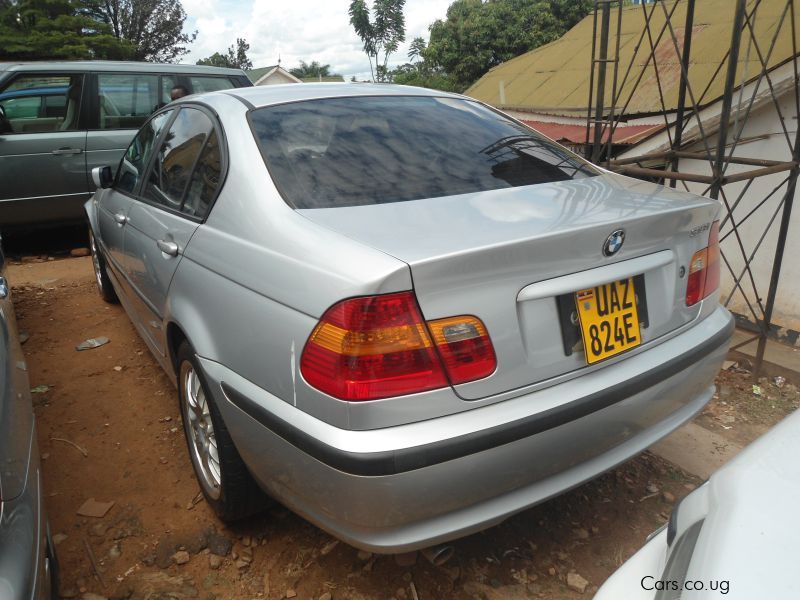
[88, 228, 118, 304]
[177, 342, 267, 521]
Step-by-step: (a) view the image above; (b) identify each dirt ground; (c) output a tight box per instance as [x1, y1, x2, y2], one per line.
[8, 254, 799, 600]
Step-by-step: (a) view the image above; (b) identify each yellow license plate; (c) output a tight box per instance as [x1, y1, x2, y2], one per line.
[575, 278, 641, 364]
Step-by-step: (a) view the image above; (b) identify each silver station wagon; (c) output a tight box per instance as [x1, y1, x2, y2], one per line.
[0, 61, 250, 227]
[85, 83, 734, 552]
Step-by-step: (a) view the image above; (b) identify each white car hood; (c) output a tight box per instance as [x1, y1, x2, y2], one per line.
[685, 408, 800, 599]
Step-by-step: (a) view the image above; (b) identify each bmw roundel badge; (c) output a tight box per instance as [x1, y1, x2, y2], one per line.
[603, 229, 625, 257]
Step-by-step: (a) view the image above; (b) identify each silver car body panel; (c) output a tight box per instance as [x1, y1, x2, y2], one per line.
[200, 305, 731, 551]
[86, 83, 733, 552]
[298, 173, 718, 400]
[0, 252, 53, 598]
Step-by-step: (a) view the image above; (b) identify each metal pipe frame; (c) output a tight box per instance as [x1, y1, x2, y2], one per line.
[586, 0, 800, 375]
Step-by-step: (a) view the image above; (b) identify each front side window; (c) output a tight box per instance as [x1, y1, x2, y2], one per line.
[0, 74, 82, 133]
[116, 110, 174, 195]
[249, 96, 598, 209]
[98, 73, 159, 130]
[142, 107, 214, 213]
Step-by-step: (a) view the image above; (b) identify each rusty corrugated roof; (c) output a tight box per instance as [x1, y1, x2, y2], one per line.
[467, 0, 799, 117]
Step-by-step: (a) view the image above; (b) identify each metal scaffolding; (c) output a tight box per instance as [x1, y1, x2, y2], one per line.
[586, 0, 800, 370]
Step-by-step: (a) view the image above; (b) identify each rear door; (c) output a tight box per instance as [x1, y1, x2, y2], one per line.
[0, 72, 88, 225]
[121, 105, 222, 356]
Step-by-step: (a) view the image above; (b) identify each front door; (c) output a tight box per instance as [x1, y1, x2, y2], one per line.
[96, 109, 175, 278]
[0, 73, 88, 226]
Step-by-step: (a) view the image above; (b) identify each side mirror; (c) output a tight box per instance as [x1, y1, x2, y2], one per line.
[91, 166, 113, 190]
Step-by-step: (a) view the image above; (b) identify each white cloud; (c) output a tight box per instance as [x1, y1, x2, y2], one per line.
[179, 0, 452, 81]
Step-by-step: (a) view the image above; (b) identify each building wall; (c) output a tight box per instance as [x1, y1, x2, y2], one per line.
[257, 71, 300, 85]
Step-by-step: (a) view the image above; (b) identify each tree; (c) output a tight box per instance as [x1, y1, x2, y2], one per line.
[348, 0, 405, 82]
[389, 62, 459, 92]
[197, 38, 252, 69]
[96, 0, 196, 62]
[384, 36, 458, 92]
[289, 61, 332, 79]
[426, 0, 592, 91]
[0, 0, 132, 60]
[407, 36, 425, 62]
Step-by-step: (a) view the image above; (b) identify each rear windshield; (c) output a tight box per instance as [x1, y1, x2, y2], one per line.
[249, 96, 597, 209]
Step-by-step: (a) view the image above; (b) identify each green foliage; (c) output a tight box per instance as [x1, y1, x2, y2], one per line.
[407, 36, 425, 61]
[348, 0, 406, 82]
[389, 62, 460, 92]
[0, 0, 133, 60]
[96, 0, 196, 62]
[196, 52, 229, 68]
[197, 38, 252, 69]
[289, 61, 332, 79]
[426, 0, 592, 91]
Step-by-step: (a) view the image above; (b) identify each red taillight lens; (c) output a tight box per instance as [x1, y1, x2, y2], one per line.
[300, 292, 448, 401]
[427, 316, 497, 384]
[685, 220, 720, 306]
[300, 293, 497, 401]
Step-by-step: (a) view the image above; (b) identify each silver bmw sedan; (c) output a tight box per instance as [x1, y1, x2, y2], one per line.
[85, 83, 733, 553]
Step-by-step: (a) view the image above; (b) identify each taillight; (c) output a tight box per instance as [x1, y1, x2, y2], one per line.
[299, 292, 496, 401]
[686, 220, 720, 306]
[427, 316, 496, 384]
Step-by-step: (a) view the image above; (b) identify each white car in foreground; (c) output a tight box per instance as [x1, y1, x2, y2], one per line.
[597, 408, 800, 599]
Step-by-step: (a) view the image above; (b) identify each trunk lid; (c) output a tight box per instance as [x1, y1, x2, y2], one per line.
[298, 173, 720, 400]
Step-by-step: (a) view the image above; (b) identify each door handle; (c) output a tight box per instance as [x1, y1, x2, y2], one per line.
[113, 213, 127, 225]
[51, 147, 83, 155]
[157, 239, 179, 257]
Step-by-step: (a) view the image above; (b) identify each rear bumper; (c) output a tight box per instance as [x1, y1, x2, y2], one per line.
[203, 305, 733, 552]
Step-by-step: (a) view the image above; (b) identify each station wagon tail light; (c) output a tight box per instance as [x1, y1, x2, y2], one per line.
[300, 292, 497, 401]
[686, 220, 720, 306]
[427, 316, 496, 384]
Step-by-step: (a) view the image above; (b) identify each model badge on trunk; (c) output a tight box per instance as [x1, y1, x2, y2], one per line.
[603, 229, 625, 257]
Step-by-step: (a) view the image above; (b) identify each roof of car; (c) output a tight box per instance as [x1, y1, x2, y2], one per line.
[0, 61, 246, 76]
[222, 82, 465, 108]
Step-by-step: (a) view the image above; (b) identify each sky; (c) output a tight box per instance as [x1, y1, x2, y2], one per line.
[179, 0, 453, 80]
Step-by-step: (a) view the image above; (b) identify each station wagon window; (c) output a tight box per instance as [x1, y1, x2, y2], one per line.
[98, 73, 159, 130]
[116, 110, 174, 195]
[187, 76, 236, 94]
[0, 74, 82, 133]
[161, 75, 179, 104]
[142, 107, 214, 213]
[250, 96, 598, 209]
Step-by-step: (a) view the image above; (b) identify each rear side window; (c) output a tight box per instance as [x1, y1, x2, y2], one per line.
[0, 74, 82, 133]
[116, 109, 174, 195]
[249, 96, 597, 209]
[182, 130, 222, 218]
[142, 107, 214, 214]
[98, 73, 159, 130]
